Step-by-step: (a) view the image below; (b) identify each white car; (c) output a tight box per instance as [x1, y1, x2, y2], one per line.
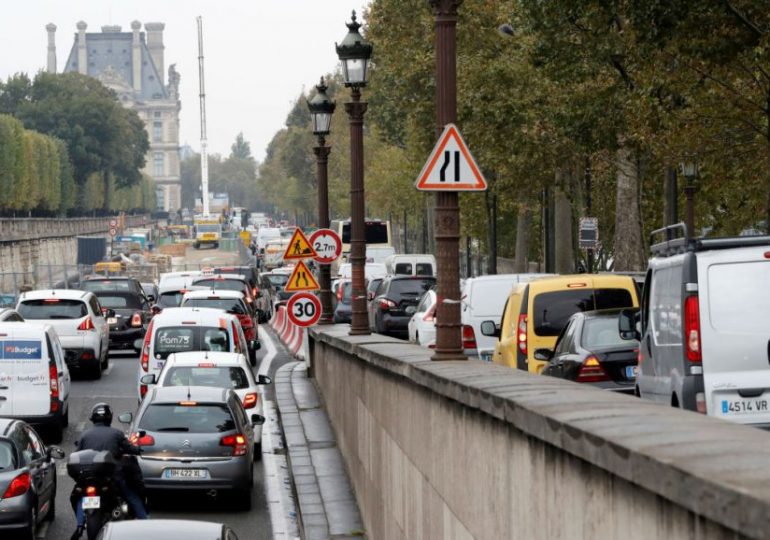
[17, 289, 110, 378]
[134, 307, 251, 400]
[139, 351, 272, 452]
[337, 262, 387, 280]
[407, 290, 437, 348]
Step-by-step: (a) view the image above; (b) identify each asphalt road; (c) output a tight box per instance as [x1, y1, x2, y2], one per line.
[40, 328, 291, 540]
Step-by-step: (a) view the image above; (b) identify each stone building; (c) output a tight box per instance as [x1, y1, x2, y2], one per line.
[47, 21, 182, 212]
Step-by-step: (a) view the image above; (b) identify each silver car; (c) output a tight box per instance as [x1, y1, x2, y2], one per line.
[120, 386, 263, 510]
[97, 519, 239, 539]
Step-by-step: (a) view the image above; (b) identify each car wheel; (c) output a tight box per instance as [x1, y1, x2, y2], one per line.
[62, 405, 69, 428]
[101, 350, 109, 370]
[91, 362, 102, 381]
[233, 488, 252, 511]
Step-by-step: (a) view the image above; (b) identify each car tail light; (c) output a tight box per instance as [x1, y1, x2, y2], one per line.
[684, 295, 701, 362]
[379, 298, 397, 311]
[131, 313, 143, 327]
[576, 355, 609, 383]
[462, 325, 477, 349]
[517, 314, 528, 355]
[242, 393, 258, 409]
[141, 320, 154, 372]
[139, 384, 148, 399]
[253, 287, 259, 296]
[78, 317, 95, 331]
[2, 472, 31, 498]
[423, 306, 435, 322]
[220, 433, 248, 456]
[239, 315, 253, 328]
[337, 286, 344, 302]
[129, 432, 155, 446]
[85, 486, 97, 496]
[49, 364, 59, 413]
[695, 392, 707, 414]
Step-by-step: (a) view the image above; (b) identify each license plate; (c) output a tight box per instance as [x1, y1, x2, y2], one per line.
[107, 317, 117, 324]
[163, 468, 210, 480]
[721, 398, 769, 415]
[82, 496, 100, 509]
[479, 352, 493, 362]
[203, 233, 216, 240]
[625, 366, 638, 379]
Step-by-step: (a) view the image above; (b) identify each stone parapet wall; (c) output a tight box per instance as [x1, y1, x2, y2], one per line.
[0, 215, 147, 243]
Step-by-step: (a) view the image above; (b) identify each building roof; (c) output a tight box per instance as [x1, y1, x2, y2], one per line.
[63, 29, 167, 102]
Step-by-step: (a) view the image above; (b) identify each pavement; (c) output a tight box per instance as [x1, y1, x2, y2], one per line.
[273, 360, 364, 539]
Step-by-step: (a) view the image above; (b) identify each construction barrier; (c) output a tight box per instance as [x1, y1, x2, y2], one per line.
[269, 304, 309, 361]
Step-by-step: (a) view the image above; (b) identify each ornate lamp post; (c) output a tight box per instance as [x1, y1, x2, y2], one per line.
[336, 11, 373, 335]
[679, 155, 699, 239]
[307, 78, 336, 324]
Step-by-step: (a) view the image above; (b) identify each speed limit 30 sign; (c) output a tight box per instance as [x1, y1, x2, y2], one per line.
[309, 228, 342, 264]
[286, 292, 322, 327]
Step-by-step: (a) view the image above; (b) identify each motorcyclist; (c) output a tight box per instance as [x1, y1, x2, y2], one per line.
[70, 403, 148, 540]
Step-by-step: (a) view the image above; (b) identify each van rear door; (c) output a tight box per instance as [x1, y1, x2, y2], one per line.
[5, 330, 50, 416]
[698, 247, 770, 425]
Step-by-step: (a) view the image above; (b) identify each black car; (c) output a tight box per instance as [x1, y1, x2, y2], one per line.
[0, 418, 64, 538]
[368, 276, 436, 337]
[92, 291, 153, 351]
[538, 309, 639, 394]
[81, 277, 148, 301]
[213, 266, 259, 297]
[259, 272, 290, 316]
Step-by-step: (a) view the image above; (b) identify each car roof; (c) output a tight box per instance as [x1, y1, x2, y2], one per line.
[526, 274, 635, 291]
[193, 274, 247, 282]
[388, 275, 436, 281]
[183, 289, 244, 300]
[100, 519, 224, 539]
[165, 351, 248, 366]
[149, 385, 230, 404]
[151, 307, 238, 325]
[0, 322, 53, 335]
[83, 276, 135, 281]
[20, 289, 91, 301]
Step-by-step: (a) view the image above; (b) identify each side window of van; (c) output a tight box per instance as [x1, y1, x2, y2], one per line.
[415, 263, 433, 276]
[650, 265, 683, 346]
[395, 263, 412, 275]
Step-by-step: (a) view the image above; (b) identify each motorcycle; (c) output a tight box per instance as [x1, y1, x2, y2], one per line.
[66, 449, 146, 540]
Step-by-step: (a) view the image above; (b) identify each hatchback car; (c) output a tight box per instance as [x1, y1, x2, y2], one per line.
[191, 275, 257, 317]
[407, 289, 437, 348]
[0, 418, 64, 538]
[92, 291, 152, 352]
[540, 310, 639, 393]
[139, 351, 272, 454]
[122, 386, 264, 510]
[97, 519, 239, 540]
[368, 276, 436, 337]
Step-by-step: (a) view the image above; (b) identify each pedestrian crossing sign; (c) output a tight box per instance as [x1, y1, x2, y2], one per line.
[284, 260, 320, 292]
[283, 228, 318, 260]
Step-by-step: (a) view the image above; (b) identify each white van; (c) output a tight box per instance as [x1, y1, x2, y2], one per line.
[256, 227, 281, 251]
[0, 323, 71, 441]
[385, 254, 436, 277]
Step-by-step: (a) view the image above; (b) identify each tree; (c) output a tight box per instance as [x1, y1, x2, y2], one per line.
[231, 132, 253, 160]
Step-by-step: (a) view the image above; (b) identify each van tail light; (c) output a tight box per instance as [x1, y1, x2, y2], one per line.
[49, 364, 59, 413]
[695, 392, 707, 414]
[129, 432, 155, 446]
[577, 355, 610, 383]
[242, 393, 258, 409]
[684, 296, 701, 362]
[220, 433, 248, 456]
[379, 298, 397, 311]
[140, 384, 148, 399]
[517, 314, 528, 355]
[3, 472, 31, 498]
[77, 317, 96, 331]
[238, 315, 253, 328]
[141, 320, 154, 372]
[462, 325, 477, 349]
[131, 313, 143, 327]
[423, 306, 435, 322]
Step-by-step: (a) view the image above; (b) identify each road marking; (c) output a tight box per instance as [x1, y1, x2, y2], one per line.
[76, 421, 87, 432]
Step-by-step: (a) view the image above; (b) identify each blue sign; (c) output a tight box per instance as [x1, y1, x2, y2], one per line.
[1, 341, 42, 360]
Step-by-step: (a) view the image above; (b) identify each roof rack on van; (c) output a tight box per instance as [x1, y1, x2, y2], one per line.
[650, 222, 770, 257]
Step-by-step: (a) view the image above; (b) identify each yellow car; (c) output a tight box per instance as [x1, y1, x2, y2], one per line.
[483, 274, 639, 374]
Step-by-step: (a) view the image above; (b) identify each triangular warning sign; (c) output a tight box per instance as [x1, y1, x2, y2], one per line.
[415, 124, 487, 191]
[283, 228, 318, 260]
[284, 260, 320, 292]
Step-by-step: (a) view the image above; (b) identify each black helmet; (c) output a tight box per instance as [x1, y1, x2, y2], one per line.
[90, 402, 113, 426]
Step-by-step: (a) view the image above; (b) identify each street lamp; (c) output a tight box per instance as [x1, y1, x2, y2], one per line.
[679, 155, 699, 239]
[336, 10, 373, 335]
[307, 77, 336, 324]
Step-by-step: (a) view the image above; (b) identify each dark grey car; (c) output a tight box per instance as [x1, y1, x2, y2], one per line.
[122, 386, 264, 511]
[0, 418, 64, 539]
[96, 519, 239, 539]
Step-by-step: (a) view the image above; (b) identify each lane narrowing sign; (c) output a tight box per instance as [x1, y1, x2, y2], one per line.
[415, 123, 487, 191]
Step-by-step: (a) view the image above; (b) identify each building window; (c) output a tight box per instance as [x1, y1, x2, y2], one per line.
[154, 112, 161, 118]
[153, 152, 164, 177]
[153, 121, 163, 142]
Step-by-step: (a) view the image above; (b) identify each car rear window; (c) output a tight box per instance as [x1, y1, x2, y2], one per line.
[470, 281, 511, 317]
[533, 288, 633, 336]
[82, 280, 133, 292]
[96, 294, 142, 309]
[581, 316, 634, 349]
[390, 278, 435, 297]
[708, 261, 770, 333]
[0, 441, 16, 470]
[265, 275, 289, 288]
[18, 299, 87, 319]
[158, 292, 185, 308]
[139, 403, 235, 433]
[194, 279, 246, 292]
[163, 366, 249, 390]
[415, 263, 433, 276]
[154, 326, 231, 358]
[183, 298, 245, 312]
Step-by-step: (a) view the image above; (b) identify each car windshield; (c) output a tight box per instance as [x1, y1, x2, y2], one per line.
[581, 316, 635, 349]
[183, 298, 245, 313]
[163, 366, 249, 390]
[390, 278, 436, 297]
[138, 403, 235, 433]
[0, 441, 17, 470]
[194, 279, 246, 292]
[96, 294, 142, 309]
[82, 280, 132, 292]
[533, 288, 633, 336]
[18, 299, 87, 319]
[153, 326, 231, 359]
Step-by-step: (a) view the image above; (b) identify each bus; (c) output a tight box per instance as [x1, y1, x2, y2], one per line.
[333, 218, 392, 262]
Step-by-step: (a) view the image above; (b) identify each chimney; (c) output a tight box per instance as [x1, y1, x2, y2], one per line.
[76, 21, 87, 75]
[144, 22, 165, 85]
[45, 23, 56, 73]
[131, 20, 142, 92]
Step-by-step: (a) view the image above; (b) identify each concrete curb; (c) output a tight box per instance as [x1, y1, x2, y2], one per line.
[275, 362, 365, 539]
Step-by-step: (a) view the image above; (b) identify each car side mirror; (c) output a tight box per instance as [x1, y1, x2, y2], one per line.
[118, 412, 133, 424]
[140, 374, 156, 385]
[251, 414, 265, 426]
[133, 339, 144, 353]
[534, 348, 554, 362]
[47, 445, 65, 460]
[618, 308, 641, 341]
[257, 375, 272, 385]
[102, 308, 116, 318]
[480, 320, 500, 338]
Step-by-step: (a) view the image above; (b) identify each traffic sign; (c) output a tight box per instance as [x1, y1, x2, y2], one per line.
[309, 229, 342, 264]
[579, 217, 599, 249]
[284, 260, 320, 292]
[415, 123, 487, 191]
[109, 227, 117, 237]
[283, 228, 317, 260]
[287, 292, 322, 327]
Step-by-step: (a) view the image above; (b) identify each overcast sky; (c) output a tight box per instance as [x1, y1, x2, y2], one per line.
[0, 0, 368, 161]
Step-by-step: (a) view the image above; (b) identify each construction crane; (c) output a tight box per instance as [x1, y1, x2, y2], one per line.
[197, 15, 210, 216]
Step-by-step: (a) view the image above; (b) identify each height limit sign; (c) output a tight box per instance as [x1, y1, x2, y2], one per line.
[579, 217, 598, 250]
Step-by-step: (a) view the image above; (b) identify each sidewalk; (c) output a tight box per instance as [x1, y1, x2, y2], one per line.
[275, 361, 365, 539]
